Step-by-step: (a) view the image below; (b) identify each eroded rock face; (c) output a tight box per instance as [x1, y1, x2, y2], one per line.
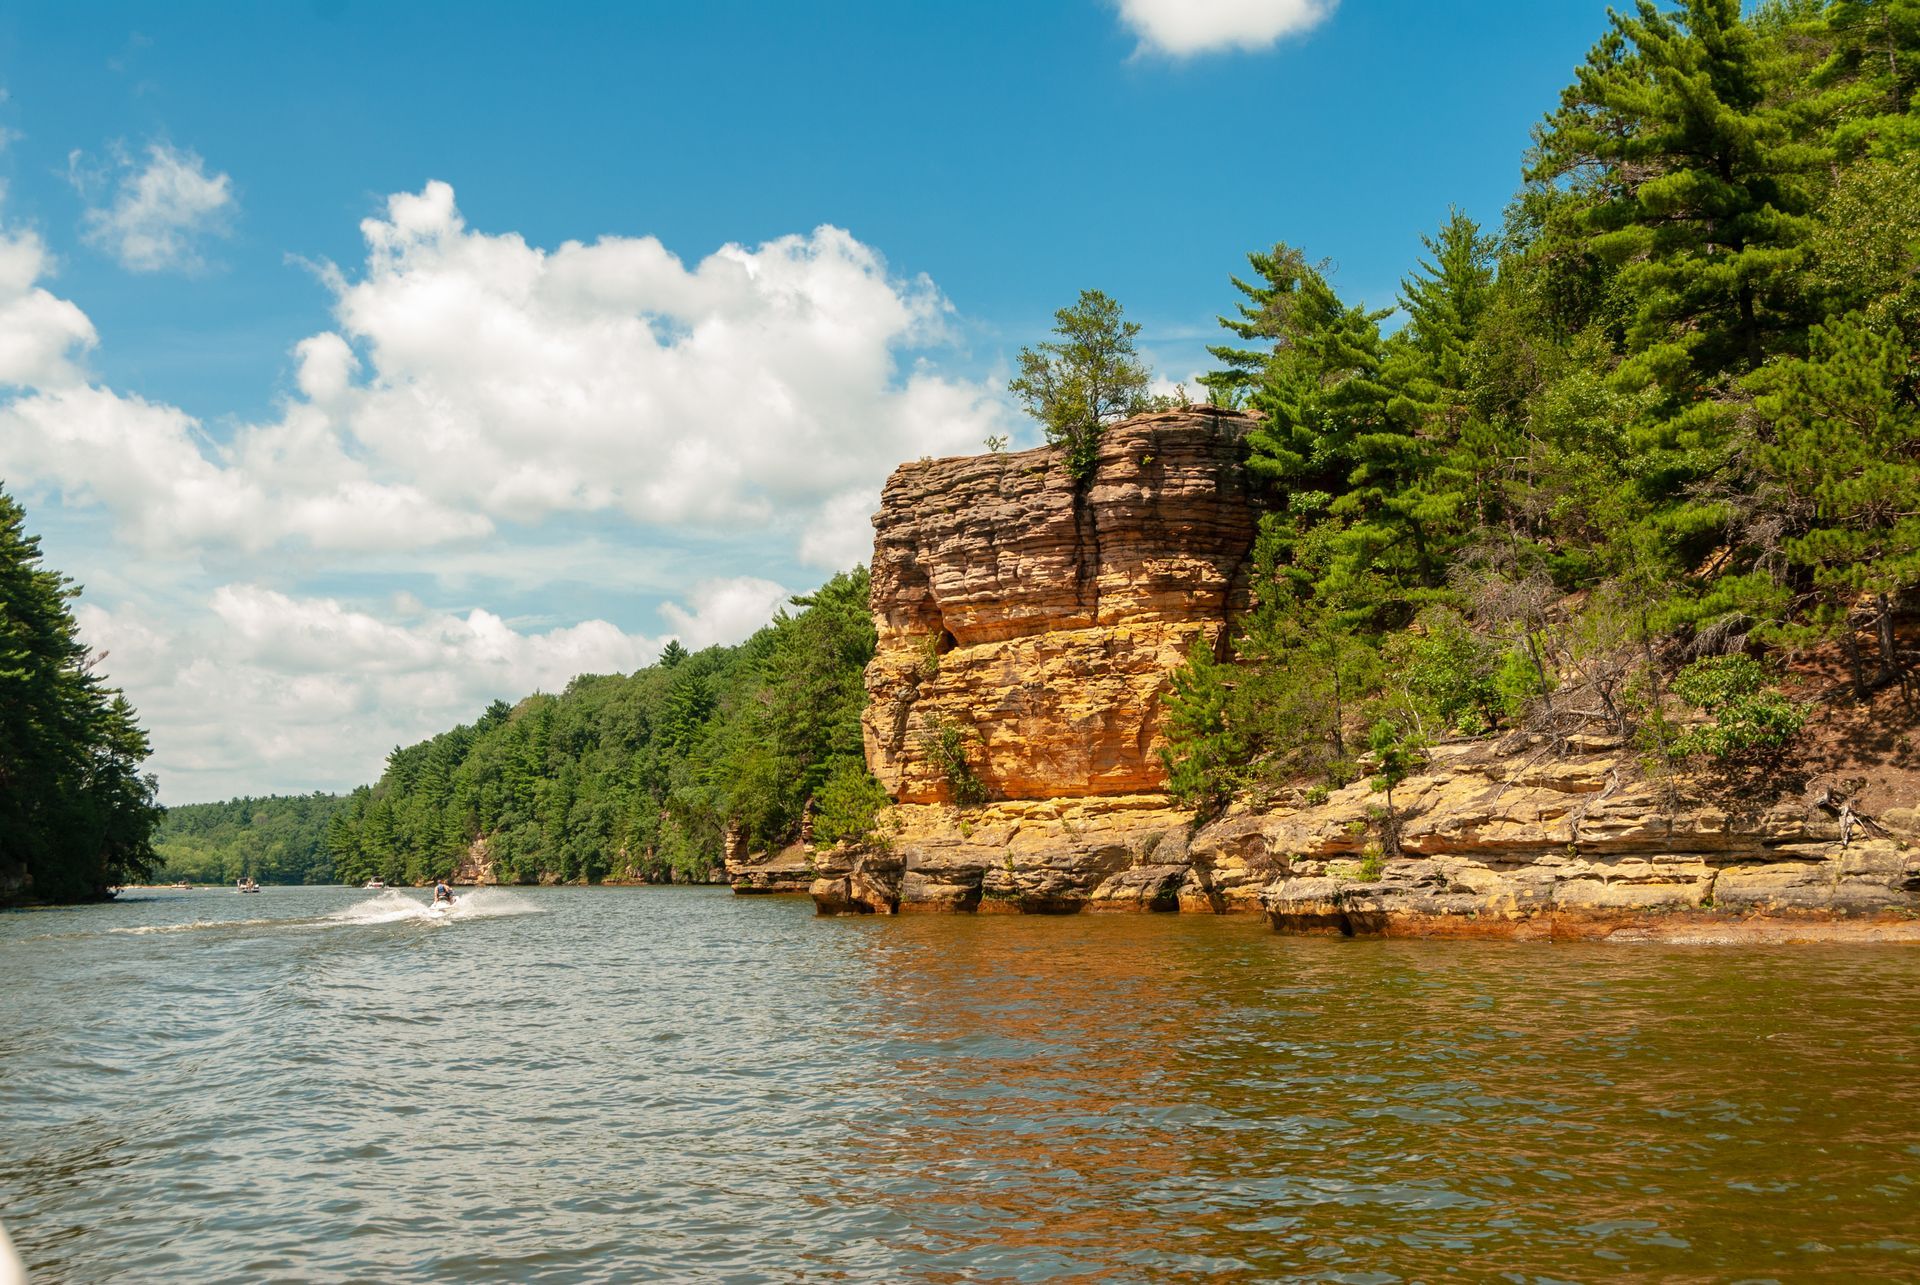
[881, 796, 1219, 915]
[729, 841, 820, 895]
[452, 838, 499, 886]
[788, 730, 1920, 932]
[862, 406, 1261, 805]
[0, 855, 29, 907]
[1242, 740, 1920, 939]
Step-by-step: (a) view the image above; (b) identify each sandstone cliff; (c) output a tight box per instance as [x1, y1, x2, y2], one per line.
[862, 405, 1260, 803]
[732, 406, 1256, 901]
[729, 408, 1920, 941]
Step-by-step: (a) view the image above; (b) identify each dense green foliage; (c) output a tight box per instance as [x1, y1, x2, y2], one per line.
[1165, 0, 1920, 808]
[153, 793, 349, 885]
[322, 569, 882, 886]
[1669, 654, 1811, 759]
[0, 486, 159, 903]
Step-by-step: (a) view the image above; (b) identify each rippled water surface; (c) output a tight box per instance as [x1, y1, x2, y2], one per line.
[5, 886, 1920, 1282]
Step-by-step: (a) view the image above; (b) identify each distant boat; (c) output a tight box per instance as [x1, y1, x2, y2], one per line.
[362, 878, 386, 890]
[235, 878, 260, 894]
[173, 880, 191, 890]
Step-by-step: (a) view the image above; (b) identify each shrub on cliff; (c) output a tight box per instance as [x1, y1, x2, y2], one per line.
[922, 716, 987, 806]
[1160, 639, 1245, 810]
[811, 759, 891, 845]
[1669, 655, 1809, 762]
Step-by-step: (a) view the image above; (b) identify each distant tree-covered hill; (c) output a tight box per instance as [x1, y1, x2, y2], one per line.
[152, 793, 350, 885]
[318, 567, 883, 886]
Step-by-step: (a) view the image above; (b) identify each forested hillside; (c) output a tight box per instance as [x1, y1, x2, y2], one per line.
[152, 794, 349, 885]
[0, 487, 159, 904]
[319, 568, 883, 886]
[1162, 0, 1920, 809]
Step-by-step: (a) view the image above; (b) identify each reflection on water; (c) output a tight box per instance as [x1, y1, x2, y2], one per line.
[3, 888, 1918, 1281]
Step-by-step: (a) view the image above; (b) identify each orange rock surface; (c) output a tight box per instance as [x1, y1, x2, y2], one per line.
[862, 406, 1260, 804]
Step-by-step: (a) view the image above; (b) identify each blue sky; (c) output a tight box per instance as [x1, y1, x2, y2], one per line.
[0, 0, 1613, 801]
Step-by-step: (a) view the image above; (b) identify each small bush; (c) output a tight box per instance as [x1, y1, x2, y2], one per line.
[1159, 639, 1245, 810]
[1670, 655, 1808, 761]
[1356, 846, 1385, 881]
[812, 760, 891, 845]
[1671, 654, 1764, 709]
[1494, 645, 1553, 721]
[1392, 608, 1501, 733]
[924, 717, 987, 806]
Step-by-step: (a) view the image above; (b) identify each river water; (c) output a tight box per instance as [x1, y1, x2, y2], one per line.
[4, 886, 1919, 1282]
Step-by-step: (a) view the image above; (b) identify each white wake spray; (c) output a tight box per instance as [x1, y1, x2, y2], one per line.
[324, 888, 540, 925]
[108, 889, 543, 935]
[111, 917, 284, 935]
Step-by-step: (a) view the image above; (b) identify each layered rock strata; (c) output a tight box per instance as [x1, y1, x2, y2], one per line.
[740, 407, 1264, 913]
[1242, 740, 1920, 939]
[806, 796, 1268, 915]
[795, 737, 1920, 937]
[861, 406, 1261, 804]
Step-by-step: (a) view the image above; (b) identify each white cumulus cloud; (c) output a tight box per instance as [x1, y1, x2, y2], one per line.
[0, 224, 95, 387]
[5, 178, 1009, 565]
[73, 142, 235, 272]
[315, 180, 1005, 553]
[1116, 0, 1336, 56]
[0, 384, 493, 553]
[659, 576, 791, 649]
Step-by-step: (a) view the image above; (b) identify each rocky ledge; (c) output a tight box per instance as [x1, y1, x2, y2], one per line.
[1243, 739, 1920, 940]
[767, 737, 1920, 940]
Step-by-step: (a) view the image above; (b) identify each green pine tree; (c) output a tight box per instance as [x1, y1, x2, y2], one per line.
[1008, 289, 1154, 482]
[0, 486, 160, 904]
[1748, 313, 1920, 688]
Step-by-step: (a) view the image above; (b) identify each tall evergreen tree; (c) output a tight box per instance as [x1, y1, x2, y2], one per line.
[0, 486, 159, 903]
[1205, 244, 1397, 505]
[1748, 314, 1920, 687]
[1529, 0, 1825, 609]
[1531, 0, 1819, 384]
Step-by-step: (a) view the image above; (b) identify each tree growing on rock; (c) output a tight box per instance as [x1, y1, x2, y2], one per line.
[1366, 716, 1428, 856]
[1008, 289, 1153, 482]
